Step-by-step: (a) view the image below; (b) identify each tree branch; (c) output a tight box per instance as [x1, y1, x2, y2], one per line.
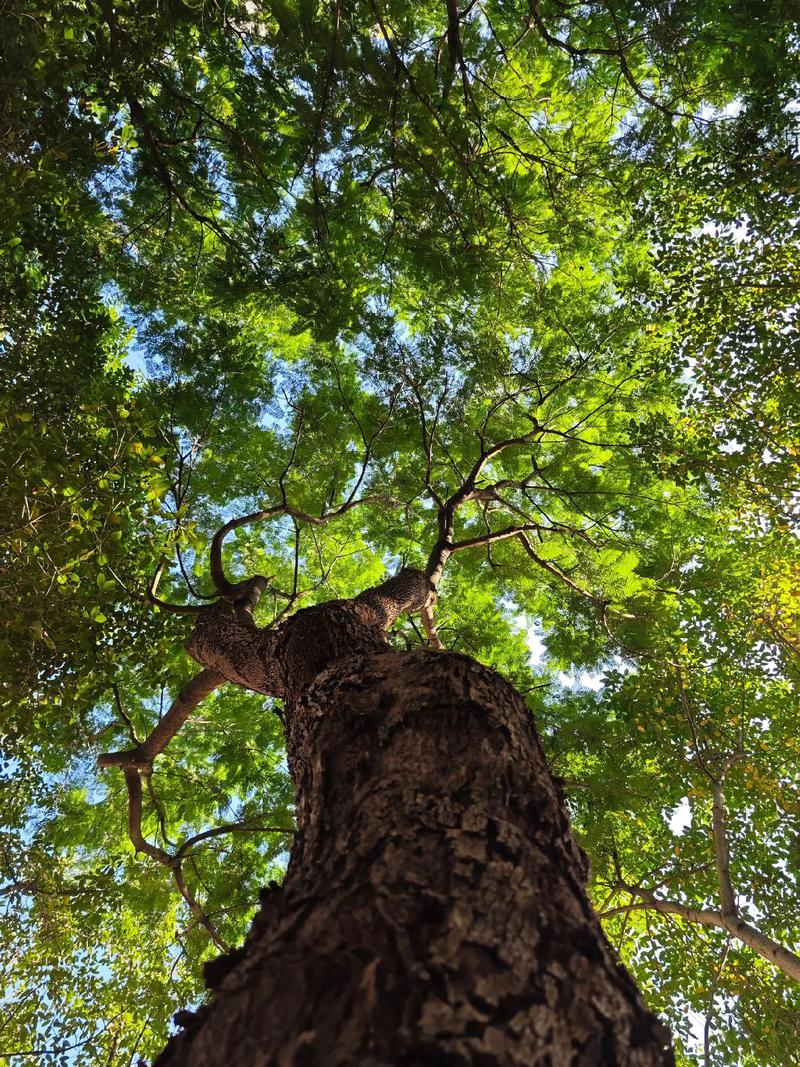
[208, 495, 399, 598]
[121, 769, 173, 866]
[517, 531, 605, 606]
[448, 521, 584, 555]
[171, 862, 231, 952]
[209, 506, 284, 596]
[525, 0, 675, 117]
[420, 602, 445, 650]
[175, 821, 293, 860]
[424, 424, 543, 585]
[98, 669, 225, 771]
[101, 683, 289, 955]
[148, 558, 208, 615]
[600, 888, 800, 982]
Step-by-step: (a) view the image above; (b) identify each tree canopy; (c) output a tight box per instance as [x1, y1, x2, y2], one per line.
[1, 2, 799, 1064]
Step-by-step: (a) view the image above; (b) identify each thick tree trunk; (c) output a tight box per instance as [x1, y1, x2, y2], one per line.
[155, 575, 673, 1066]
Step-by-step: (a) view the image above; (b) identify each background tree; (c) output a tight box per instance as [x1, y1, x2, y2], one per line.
[1, 1, 799, 1063]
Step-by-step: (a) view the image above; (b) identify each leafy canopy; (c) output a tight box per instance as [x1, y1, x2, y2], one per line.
[1, 2, 799, 1064]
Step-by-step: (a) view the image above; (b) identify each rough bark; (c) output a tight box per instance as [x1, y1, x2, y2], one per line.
[155, 572, 673, 1066]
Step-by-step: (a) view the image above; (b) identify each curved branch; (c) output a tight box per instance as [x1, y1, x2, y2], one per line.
[114, 767, 289, 951]
[517, 531, 605, 605]
[122, 769, 173, 866]
[209, 495, 400, 596]
[209, 506, 285, 595]
[175, 821, 293, 860]
[98, 669, 225, 771]
[600, 889, 800, 983]
[101, 675, 256, 954]
[121, 765, 231, 951]
[148, 558, 208, 615]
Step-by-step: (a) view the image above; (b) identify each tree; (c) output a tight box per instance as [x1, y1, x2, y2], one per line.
[2, 1, 799, 1064]
[97, 479, 672, 1064]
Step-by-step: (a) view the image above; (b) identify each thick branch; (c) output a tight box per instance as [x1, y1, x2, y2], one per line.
[420, 602, 444, 650]
[721, 916, 800, 983]
[122, 769, 173, 866]
[98, 669, 225, 771]
[355, 567, 436, 630]
[186, 603, 283, 695]
[233, 575, 272, 624]
[209, 506, 284, 595]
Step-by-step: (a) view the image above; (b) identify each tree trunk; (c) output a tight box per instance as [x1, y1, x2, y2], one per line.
[155, 574, 673, 1066]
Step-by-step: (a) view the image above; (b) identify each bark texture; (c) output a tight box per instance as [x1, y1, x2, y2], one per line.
[156, 577, 673, 1066]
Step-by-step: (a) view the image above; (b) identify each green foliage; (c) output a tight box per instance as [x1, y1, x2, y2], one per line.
[564, 529, 800, 1062]
[2, 1, 799, 1063]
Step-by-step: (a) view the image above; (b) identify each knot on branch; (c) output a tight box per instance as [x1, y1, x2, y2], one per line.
[225, 574, 273, 623]
[97, 748, 152, 773]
